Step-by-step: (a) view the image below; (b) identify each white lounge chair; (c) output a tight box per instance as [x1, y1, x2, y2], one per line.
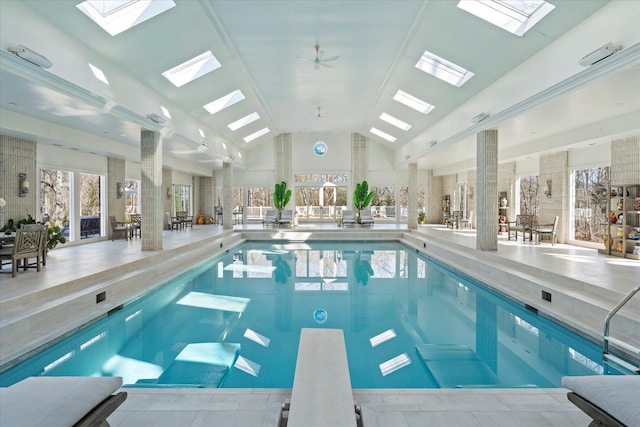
[342, 210, 356, 227]
[562, 375, 640, 427]
[262, 209, 277, 227]
[0, 376, 127, 427]
[359, 210, 374, 226]
[278, 209, 293, 227]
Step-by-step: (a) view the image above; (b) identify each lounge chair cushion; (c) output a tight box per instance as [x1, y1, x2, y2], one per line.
[0, 376, 123, 427]
[562, 375, 640, 427]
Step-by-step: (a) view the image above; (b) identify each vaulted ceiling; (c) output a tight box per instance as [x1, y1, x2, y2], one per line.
[1, 1, 639, 175]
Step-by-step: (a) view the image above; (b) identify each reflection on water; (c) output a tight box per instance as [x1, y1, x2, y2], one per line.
[0, 241, 627, 389]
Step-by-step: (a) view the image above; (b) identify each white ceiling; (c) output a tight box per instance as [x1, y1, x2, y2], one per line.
[1, 0, 639, 175]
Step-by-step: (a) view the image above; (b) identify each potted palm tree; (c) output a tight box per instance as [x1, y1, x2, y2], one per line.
[273, 181, 292, 221]
[353, 180, 374, 224]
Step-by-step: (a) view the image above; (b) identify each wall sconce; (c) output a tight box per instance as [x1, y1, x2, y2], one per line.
[167, 187, 172, 200]
[468, 187, 474, 199]
[18, 173, 29, 197]
[543, 180, 552, 198]
[116, 182, 124, 199]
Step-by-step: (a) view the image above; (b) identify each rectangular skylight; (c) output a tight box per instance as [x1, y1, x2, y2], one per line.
[77, 0, 176, 36]
[176, 291, 250, 313]
[244, 328, 271, 347]
[198, 128, 205, 138]
[415, 50, 474, 87]
[393, 90, 435, 115]
[162, 51, 221, 87]
[370, 329, 397, 347]
[88, 63, 109, 85]
[370, 127, 397, 143]
[380, 113, 411, 131]
[457, 0, 555, 37]
[203, 90, 245, 115]
[322, 282, 348, 291]
[244, 127, 270, 143]
[228, 112, 260, 131]
[379, 353, 411, 376]
[295, 282, 321, 291]
[234, 356, 261, 377]
[160, 106, 171, 119]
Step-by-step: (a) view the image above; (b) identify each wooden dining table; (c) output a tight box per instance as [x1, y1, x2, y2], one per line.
[0, 232, 16, 248]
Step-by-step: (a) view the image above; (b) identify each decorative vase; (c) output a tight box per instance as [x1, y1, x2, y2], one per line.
[609, 212, 617, 224]
[500, 198, 507, 207]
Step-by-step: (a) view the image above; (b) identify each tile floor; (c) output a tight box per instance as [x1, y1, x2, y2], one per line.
[1, 222, 638, 426]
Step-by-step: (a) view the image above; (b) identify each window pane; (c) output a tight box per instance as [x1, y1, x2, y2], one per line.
[371, 186, 396, 221]
[40, 168, 71, 240]
[247, 187, 273, 220]
[573, 167, 610, 243]
[173, 185, 192, 215]
[125, 179, 140, 217]
[519, 176, 539, 218]
[80, 173, 103, 239]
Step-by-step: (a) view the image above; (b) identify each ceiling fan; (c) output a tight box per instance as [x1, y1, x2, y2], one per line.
[297, 44, 340, 69]
[309, 106, 332, 118]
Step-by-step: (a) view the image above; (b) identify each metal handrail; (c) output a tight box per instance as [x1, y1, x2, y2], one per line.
[603, 285, 640, 357]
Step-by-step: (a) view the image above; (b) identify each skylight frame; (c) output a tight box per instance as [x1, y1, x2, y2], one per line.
[457, 0, 555, 37]
[77, 0, 176, 36]
[203, 90, 246, 115]
[416, 50, 474, 87]
[244, 127, 270, 143]
[393, 90, 435, 115]
[162, 51, 222, 88]
[380, 113, 412, 131]
[370, 127, 397, 143]
[228, 112, 260, 131]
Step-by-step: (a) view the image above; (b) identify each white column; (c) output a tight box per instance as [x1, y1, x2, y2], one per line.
[141, 129, 163, 251]
[408, 162, 418, 229]
[223, 162, 233, 229]
[476, 130, 498, 251]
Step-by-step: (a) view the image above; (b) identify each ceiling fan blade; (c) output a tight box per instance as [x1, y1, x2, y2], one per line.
[322, 55, 340, 62]
[296, 55, 315, 62]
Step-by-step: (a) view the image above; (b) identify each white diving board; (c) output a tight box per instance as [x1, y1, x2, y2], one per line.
[287, 328, 357, 427]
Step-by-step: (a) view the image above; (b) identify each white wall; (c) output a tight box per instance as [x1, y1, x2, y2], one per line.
[291, 133, 351, 171]
[38, 144, 107, 173]
[568, 143, 610, 169]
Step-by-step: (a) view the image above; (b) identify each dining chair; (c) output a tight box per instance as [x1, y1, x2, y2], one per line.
[0, 227, 43, 277]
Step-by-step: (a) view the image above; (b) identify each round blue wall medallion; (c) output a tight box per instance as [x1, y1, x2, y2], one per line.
[313, 309, 328, 324]
[313, 141, 327, 156]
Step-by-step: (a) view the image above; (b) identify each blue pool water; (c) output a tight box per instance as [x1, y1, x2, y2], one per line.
[0, 241, 629, 388]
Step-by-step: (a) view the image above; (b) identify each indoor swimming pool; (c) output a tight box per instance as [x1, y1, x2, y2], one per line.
[0, 241, 630, 389]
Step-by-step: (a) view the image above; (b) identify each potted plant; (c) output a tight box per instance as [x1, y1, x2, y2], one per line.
[47, 225, 66, 250]
[417, 211, 426, 224]
[273, 255, 292, 284]
[353, 252, 374, 286]
[353, 180, 374, 224]
[273, 181, 292, 221]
